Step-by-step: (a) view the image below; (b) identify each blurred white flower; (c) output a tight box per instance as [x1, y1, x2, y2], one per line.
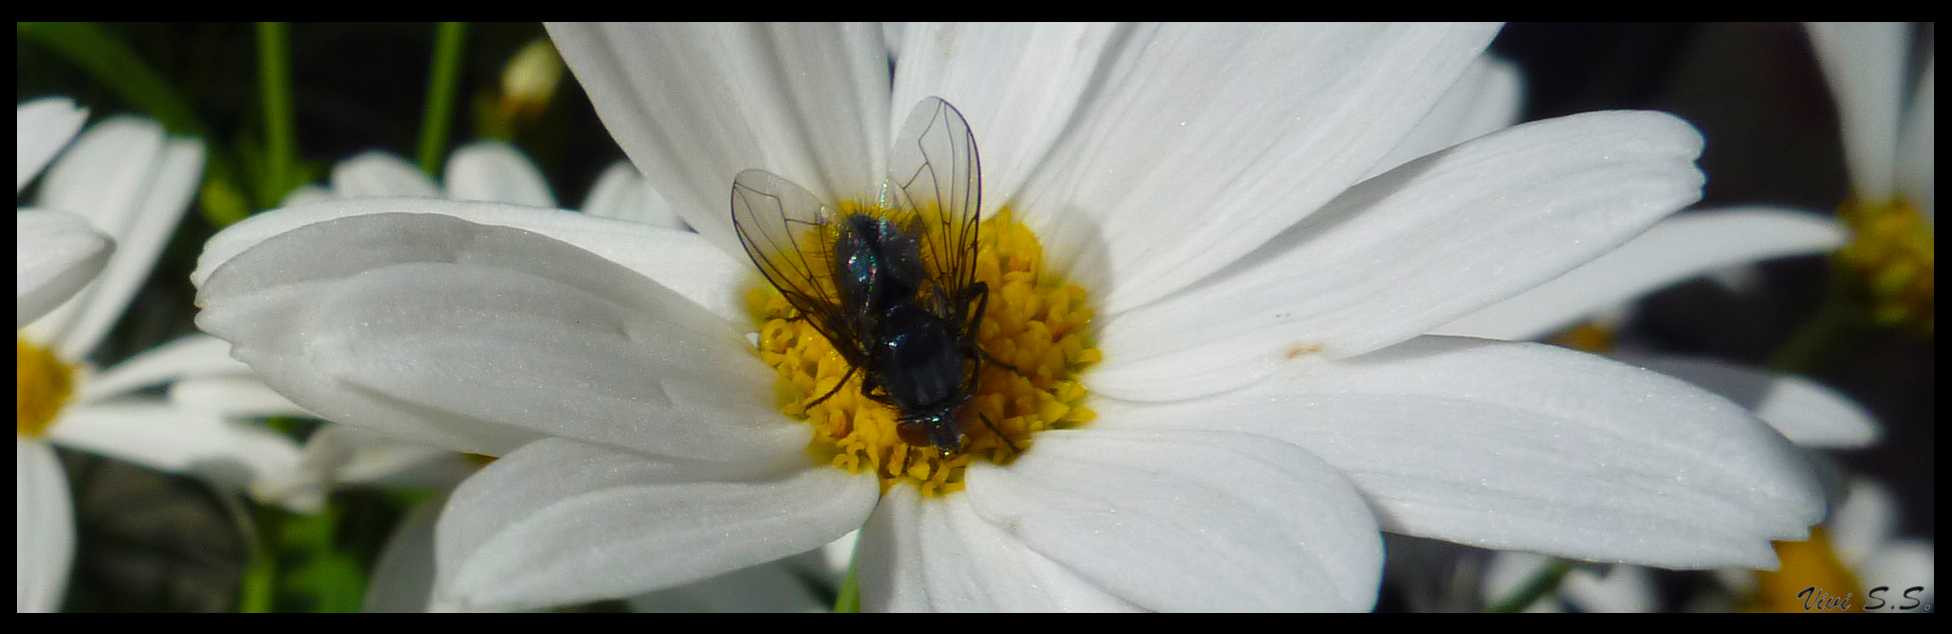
[1807, 22, 1934, 221]
[1483, 552, 1659, 613]
[1807, 22, 1934, 331]
[16, 98, 303, 612]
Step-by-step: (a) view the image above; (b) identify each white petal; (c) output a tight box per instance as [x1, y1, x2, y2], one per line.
[443, 141, 557, 207]
[1013, 23, 1502, 312]
[1711, 567, 1757, 598]
[853, 485, 929, 611]
[624, 556, 828, 612]
[889, 23, 1121, 211]
[30, 118, 204, 359]
[253, 423, 465, 514]
[881, 23, 906, 60]
[1614, 354, 1880, 449]
[1483, 553, 1656, 613]
[1437, 208, 1846, 341]
[194, 196, 751, 325]
[959, 428, 1383, 611]
[279, 183, 335, 207]
[16, 209, 111, 328]
[47, 400, 302, 490]
[364, 489, 444, 612]
[76, 334, 245, 402]
[16, 97, 87, 193]
[547, 22, 891, 260]
[1481, 551, 1564, 612]
[581, 160, 686, 230]
[1807, 22, 1908, 200]
[196, 210, 801, 461]
[1856, 540, 1933, 609]
[1896, 53, 1933, 224]
[16, 439, 73, 613]
[816, 529, 858, 584]
[1827, 478, 1897, 568]
[1092, 111, 1705, 401]
[169, 376, 310, 419]
[856, 483, 1142, 612]
[331, 151, 439, 198]
[1368, 54, 1525, 180]
[1560, 565, 1658, 613]
[434, 438, 879, 610]
[1104, 336, 1823, 569]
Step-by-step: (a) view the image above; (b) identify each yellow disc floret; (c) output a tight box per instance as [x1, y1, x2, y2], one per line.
[18, 337, 77, 438]
[1547, 321, 1616, 354]
[747, 207, 1099, 497]
[1748, 526, 1862, 612]
[1836, 197, 1934, 335]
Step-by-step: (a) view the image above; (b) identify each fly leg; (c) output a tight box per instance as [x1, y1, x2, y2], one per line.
[957, 282, 1032, 379]
[803, 364, 859, 408]
[895, 443, 915, 479]
[977, 412, 1019, 456]
[955, 351, 1021, 457]
[858, 372, 897, 408]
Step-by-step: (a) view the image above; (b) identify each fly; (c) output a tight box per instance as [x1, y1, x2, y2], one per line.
[731, 97, 1017, 458]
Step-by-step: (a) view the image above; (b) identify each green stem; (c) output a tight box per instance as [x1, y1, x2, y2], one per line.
[417, 22, 468, 177]
[232, 498, 277, 613]
[833, 549, 862, 613]
[256, 22, 297, 209]
[1767, 265, 1869, 373]
[1484, 558, 1571, 613]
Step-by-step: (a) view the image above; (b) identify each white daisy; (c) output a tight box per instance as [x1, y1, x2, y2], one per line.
[17, 98, 302, 612]
[1805, 22, 1933, 332]
[192, 23, 1822, 611]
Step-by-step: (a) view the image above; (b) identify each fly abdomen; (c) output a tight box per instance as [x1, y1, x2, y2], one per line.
[871, 302, 966, 411]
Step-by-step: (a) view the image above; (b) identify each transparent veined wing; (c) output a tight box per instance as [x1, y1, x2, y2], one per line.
[731, 168, 869, 361]
[884, 97, 982, 309]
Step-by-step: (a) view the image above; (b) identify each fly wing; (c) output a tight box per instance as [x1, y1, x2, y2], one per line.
[731, 169, 865, 360]
[884, 97, 981, 313]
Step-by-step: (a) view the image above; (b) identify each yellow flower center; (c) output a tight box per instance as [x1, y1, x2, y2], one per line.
[1547, 321, 1616, 354]
[1836, 196, 1933, 335]
[746, 207, 1099, 497]
[17, 336, 77, 438]
[1748, 526, 1862, 612]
